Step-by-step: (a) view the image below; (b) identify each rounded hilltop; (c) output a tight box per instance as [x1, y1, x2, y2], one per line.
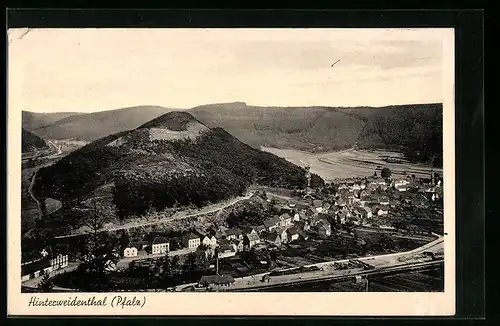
[138, 111, 203, 131]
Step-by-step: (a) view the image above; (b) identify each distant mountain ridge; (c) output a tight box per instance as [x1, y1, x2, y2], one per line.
[29, 106, 181, 141]
[190, 102, 443, 166]
[33, 111, 314, 228]
[22, 111, 83, 131]
[24, 102, 443, 166]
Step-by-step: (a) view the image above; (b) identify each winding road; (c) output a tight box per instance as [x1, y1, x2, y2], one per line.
[54, 192, 255, 239]
[27, 169, 43, 219]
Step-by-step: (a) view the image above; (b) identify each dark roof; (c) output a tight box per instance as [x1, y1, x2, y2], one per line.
[263, 217, 279, 228]
[313, 200, 323, 207]
[184, 233, 200, 240]
[151, 236, 168, 245]
[231, 239, 242, 246]
[261, 232, 280, 242]
[280, 213, 291, 220]
[21, 258, 51, 276]
[199, 274, 235, 286]
[286, 227, 299, 235]
[242, 227, 255, 234]
[219, 244, 235, 252]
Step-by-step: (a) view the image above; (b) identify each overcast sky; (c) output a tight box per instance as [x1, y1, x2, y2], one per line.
[8, 28, 451, 113]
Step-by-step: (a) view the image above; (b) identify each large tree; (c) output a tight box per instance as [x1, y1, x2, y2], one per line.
[381, 167, 392, 179]
[74, 202, 120, 291]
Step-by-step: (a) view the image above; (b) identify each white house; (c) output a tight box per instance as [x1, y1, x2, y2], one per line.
[123, 246, 138, 258]
[151, 236, 170, 255]
[286, 228, 300, 242]
[376, 207, 389, 216]
[183, 233, 201, 249]
[50, 254, 69, 270]
[394, 179, 410, 187]
[313, 200, 323, 213]
[202, 235, 217, 248]
[104, 260, 117, 272]
[278, 214, 293, 227]
[243, 233, 261, 250]
[362, 207, 373, 219]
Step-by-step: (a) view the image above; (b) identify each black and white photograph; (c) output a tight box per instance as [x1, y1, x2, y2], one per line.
[8, 28, 455, 315]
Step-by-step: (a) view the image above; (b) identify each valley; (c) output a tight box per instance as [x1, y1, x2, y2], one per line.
[262, 147, 442, 181]
[20, 107, 444, 294]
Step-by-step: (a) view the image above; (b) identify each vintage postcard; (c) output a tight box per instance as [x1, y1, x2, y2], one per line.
[8, 28, 455, 316]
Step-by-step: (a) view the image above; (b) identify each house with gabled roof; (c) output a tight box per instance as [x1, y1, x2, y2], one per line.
[294, 220, 311, 231]
[243, 233, 261, 250]
[362, 206, 373, 219]
[231, 239, 244, 252]
[199, 274, 235, 288]
[278, 213, 293, 227]
[202, 235, 217, 248]
[286, 227, 300, 242]
[255, 225, 267, 234]
[263, 216, 280, 232]
[218, 244, 236, 259]
[183, 233, 201, 249]
[275, 227, 288, 244]
[261, 231, 282, 246]
[150, 236, 170, 255]
[225, 228, 243, 241]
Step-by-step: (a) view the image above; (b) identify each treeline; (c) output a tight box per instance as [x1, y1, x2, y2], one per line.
[356, 104, 443, 166]
[113, 172, 247, 218]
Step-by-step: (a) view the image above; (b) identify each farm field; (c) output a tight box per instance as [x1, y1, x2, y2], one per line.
[261, 147, 442, 181]
[21, 167, 40, 234]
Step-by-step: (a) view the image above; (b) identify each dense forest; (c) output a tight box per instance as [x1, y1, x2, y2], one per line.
[34, 114, 319, 220]
[352, 104, 443, 167]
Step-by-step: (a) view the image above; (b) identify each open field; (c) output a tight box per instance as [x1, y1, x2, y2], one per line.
[261, 147, 442, 181]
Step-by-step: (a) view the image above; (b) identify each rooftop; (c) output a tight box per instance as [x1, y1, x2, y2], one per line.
[199, 274, 235, 286]
[21, 258, 51, 276]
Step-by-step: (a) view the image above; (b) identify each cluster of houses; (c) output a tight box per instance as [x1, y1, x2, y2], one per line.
[120, 173, 442, 264]
[21, 250, 69, 282]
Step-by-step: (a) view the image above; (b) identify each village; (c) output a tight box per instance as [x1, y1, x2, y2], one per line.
[21, 167, 444, 292]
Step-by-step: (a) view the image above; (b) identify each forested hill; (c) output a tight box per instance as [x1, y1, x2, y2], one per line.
[24, 103, 443, 166]
[22, 128, 48, 153]
[190, 102, 443, 166]
[33, 112, 320, 220]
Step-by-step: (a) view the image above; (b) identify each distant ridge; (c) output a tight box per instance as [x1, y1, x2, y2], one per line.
[190, 102, 443, 166]
[31, 105, 182, 141]
[22, 111, 83, 131]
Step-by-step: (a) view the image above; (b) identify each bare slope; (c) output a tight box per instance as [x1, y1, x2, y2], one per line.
[33, 112, 313, 224]
[32, 106, 180, 141]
